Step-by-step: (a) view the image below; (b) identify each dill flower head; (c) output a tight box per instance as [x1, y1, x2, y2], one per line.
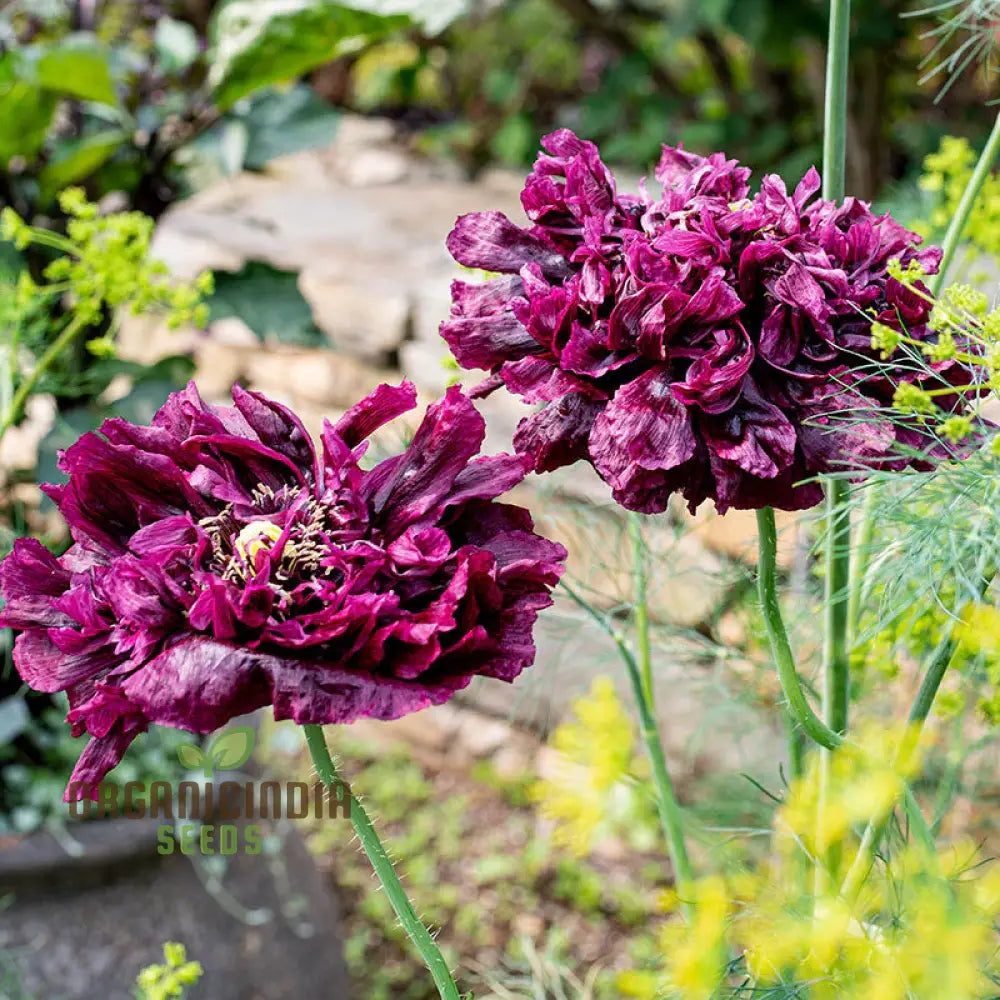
[443, 130, 953, 514]
[0, 381, 565, 798]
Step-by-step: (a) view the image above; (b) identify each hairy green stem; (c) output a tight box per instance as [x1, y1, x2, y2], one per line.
[302, 724, 461, 1000]
[0, 312, 89, 441]
[561, 581, 695, 915]
[628, 514, 654, 705]
[931, 108, 1000, 295]
[756, 508, 841, 752]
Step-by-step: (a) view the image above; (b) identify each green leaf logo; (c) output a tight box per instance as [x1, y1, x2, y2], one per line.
[209, 726, 256, 772]
[177, 742, 206, 771]
[176, 726, 255, 776]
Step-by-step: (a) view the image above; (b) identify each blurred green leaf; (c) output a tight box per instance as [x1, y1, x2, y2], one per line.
[210, 0, 409, 110]
[0, 82, 57, 166]
[242, 85, 341, 169]
[37, 131, 126, 205]
[207, 261, 326, 346]
[34, 35, 117, 106]
[489, 112, 535, 167]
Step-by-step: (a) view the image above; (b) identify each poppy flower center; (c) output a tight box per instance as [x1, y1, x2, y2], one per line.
[234, 520, 283, 563]
[200, 488, 338, 590]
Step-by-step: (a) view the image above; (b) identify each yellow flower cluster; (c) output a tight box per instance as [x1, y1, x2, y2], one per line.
[620, 727, 1000, 1000]
[915, 136, 1000, 256]
[532, 677, 649, 856]
[955, 604, 1000, 724]
[1, 188, 212, 346]
[134, 942, 203, 1000]
[874, 277, 1000, 445]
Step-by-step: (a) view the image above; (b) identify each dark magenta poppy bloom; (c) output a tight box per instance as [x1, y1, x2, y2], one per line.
[0, 382, 565, 798]
[443, 130, 951, 513]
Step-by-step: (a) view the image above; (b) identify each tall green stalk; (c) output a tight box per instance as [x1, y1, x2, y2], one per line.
[819, 480, 852, 884]
[931, 108, 1000, 295]
[821, 0, 851, 199]
[302, 724, 462, 1000]
[561, 580, 695, 916]
[817, 0, 853, 887]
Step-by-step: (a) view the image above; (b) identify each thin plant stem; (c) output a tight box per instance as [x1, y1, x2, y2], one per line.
[755, 508, 841, 752]
[819, 0, 852, 893]
[821, 481, 852, 738]
[301, 724, 461, 1000]
[840, 602, 984, 899]
[561, 581, 695, 916]
[846, 485, 878, 648]
[0, 312, 89, 441]
[628, 513, 654, 705]
[930, 107, 1000, 296]
[818, 479, 852, 885]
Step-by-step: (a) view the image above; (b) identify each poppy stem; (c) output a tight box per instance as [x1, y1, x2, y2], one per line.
[755, 507, 841, 753]
[301, 724, 462, 1000]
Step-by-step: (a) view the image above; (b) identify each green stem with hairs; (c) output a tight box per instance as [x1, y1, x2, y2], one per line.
[931, 108, 1000, 296]
[302, 724, 461, 1000]
[562, 581, 695, 916]
[756, 508, 841, 753]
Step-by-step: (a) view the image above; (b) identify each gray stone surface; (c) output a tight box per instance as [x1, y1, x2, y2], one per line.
[0, 817, 349, 1000]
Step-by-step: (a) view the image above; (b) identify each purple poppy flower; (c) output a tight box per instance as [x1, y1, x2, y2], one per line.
[443, 129, 957, 514]
[0, 382, 565, 798]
